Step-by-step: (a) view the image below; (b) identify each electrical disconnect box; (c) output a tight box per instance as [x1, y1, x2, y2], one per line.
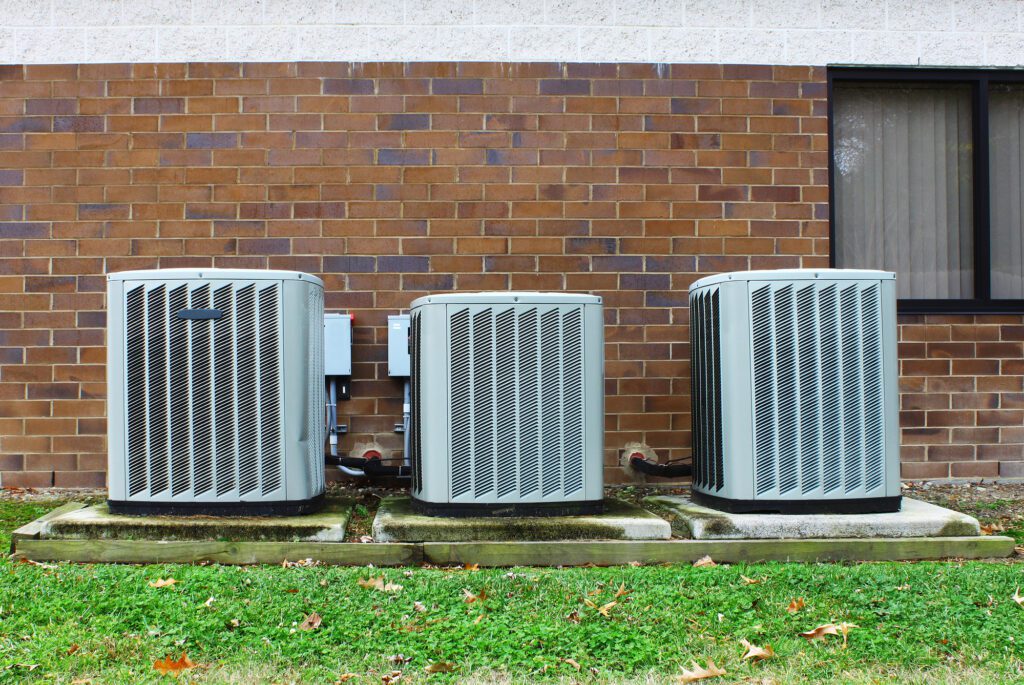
[387, 314, 410, 377]
[323, 313, 352, 377]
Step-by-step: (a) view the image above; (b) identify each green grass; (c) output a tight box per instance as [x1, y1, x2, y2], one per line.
[2, 501, 1024, 684]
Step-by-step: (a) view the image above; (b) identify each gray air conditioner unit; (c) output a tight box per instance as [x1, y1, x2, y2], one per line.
[688, 269, 901, 514]
[408, 292, 604, 516]
[106, 268, 326, 516]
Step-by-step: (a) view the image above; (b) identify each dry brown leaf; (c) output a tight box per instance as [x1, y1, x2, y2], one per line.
[462, 588, 487, 603]
[70, 679, 92, 685]
[786, 597, 806, 613]
[463, 563, 480, 571]
[21, 559, 57, 570]
[381, 671, 403, 684]
[677, 659, 726, 683]
[565, 610, 581, 624]
[153, 653, 195, 675]
[66, 644, 80, 656]
[740, 575, 763, 585]
[148, 578, 177, 589]
[1013, 588, 1024, 607]
[614, 583, 631, 599]
[424, 662, 456, 674]
[358, 535, 374, 543]
[299, 612, 322, 631]
[980, 523, 1005, 535]
[413, 601, 427, 613]
[388, 654, 412, 665]
[563, 658, 581, 670]
[358, 577, 402, 593]
[583, 598, 616, 617]
[799, 622, 858, 646]
[739, 638, 775, 661]
[335, 674, 359, 683]
[693, 555, 717, 568]
[203, 596, 215, 608]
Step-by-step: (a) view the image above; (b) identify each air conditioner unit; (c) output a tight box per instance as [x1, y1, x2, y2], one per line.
[106, 268, 326, 515]
[409, 292, 604, 516]
[688, 269, 901, 514]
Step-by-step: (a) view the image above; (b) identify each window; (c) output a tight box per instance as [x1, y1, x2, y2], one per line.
[829, 68, 1024, 312]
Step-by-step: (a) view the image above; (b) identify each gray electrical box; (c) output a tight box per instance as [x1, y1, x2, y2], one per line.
[387, 314, 410, 377]
[324, 313, 352, 376]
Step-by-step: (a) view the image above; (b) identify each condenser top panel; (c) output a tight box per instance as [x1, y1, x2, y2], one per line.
[410, 291, 601, 307]
[107, 268, 324, 287]
[690, 268, 894, 290]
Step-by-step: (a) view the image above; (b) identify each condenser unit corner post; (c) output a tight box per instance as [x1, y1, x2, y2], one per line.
[409, 292, 604, 517]
[106, 268, 326, 516]
[689, 269, 901, 515]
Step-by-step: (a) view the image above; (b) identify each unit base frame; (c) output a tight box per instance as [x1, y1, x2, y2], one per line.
[107, 494, 325, 517]
[410, 497, 605, 518]
[691, 491, 902, 515]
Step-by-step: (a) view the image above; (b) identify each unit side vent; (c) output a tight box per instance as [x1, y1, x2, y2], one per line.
[689, 287, 724, 492]
[123, 281, 285, 501]
[750, 281, 885, 497]
[409, 310, 423, 494]
[447, 305, 585, 501]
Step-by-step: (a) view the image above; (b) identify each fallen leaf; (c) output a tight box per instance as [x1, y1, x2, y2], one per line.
[388, 654, 412, 665]
[614, 583, 631, 599]
[282, 558, 320, 568]
[677, 659, 726, 683]
[563, 658, 581, 670]
[739, 638, 775, 661]
[153, 653, 195, 675]
[799, 622, 858, 646]
[463, 563, 480, 571]
[1013, 588, 1024, 607]
[70, 679, 92, 685]
[786, 597, 806, 613]
[740, 575, 763, 585]
[358, 577, 402, 593]
[381, 671, 403, 684]
[413, 601, 427, 613]
[148, 578, 177, 589]
[66, 644, 80, 656]
[20, 559, 57, 570]
[693, 555, 717, 568]
[628, 560, 642, 567]
[424, 662, 455, 674]
[980, 523, 1005, 535]
[462, 588, 488, 603]
[565, 610, 581, 623]
[203, 596, 215, 608]
[583, 598, 616, 617]
[358, 535, 374, 543]
[335, 675, 359, 683]
[299, 612, 322, 631]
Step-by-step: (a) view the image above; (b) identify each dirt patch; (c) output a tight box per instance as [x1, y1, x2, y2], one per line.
[904, 481, 1024, 542]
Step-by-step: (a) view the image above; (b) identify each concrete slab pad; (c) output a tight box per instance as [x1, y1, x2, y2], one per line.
[372, 497, 671, 542]
[645, 495, 980, 540]
[42, 497, 354, 543]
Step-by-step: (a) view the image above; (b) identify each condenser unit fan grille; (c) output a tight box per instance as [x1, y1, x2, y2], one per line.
[689, 287, 724, 492]
[749, 281, 885, 498]
[124, 281, 284, 500]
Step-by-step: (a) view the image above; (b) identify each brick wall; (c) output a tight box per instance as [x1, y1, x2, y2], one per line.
[0, 61, 1020, 488]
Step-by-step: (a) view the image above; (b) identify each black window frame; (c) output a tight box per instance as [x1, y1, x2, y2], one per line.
[828, 66, 1024, 314]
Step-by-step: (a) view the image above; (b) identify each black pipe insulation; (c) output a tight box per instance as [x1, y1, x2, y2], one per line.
[629, 455, 692, 478]
[325, 454, 412, 478]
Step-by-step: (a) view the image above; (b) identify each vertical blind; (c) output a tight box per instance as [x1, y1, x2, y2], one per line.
[990, 84, 1024, 299]
[832, 83, 974, 299]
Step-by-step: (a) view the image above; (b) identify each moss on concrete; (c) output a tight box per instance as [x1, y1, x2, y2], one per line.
[43, 498, 354, 543]
[372, 497, 671, 542]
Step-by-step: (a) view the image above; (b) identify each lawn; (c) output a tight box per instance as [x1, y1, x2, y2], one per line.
[2, 498, 1024, 684]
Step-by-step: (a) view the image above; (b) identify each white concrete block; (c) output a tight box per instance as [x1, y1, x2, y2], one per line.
[579, 26, 648, 62]
[335, 0, 405, 24]
[649, 495, 982, 540]
[649, 27, 717, 62]
[508, 25, 579, 61]
[849, 30, 921, 64]
[918, 30, 987, 65]
[719, 28, 786, 63]
[751, 0, 820, 30]
[158, 26, 228, 61]
[686, 0, 751, 28]
[262, 0, 334, 25]
[1, 1, 51, 26]
[436, 26, 510, 60]
[887, 0, 953, 32]
[954, 0, 1021, 32]
[786, 29, 852, 64]
[122, 0, 191, 25]
[474, 0, 546, 24]
[821, 0, 885, 30]
[544, 0, 615, 25]
[616, 0, 683, 27]
[226, 26, 300, 61]
[363, 25, 447, 61]
[15, 28, 87, 63]
[53, 0, 123, 27]
[86, 27, 159, 62]
[986, 32, 1024, 66]
[190, 0, 264, 25]
[0, 29, 20, 63]
[406, 0, 475, 25]
[295, 25, 369, 60]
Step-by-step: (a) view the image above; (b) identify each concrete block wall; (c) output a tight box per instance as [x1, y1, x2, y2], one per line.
[0, 0, 1022, 66]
